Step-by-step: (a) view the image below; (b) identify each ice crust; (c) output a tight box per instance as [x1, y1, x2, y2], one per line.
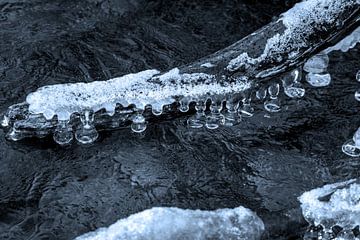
[227, 0, 359, 72]
[325, 27, 360, 54]
[75, 206, 264, 240]
[299, 179, 360, 230]
[26, 68, 250, 121]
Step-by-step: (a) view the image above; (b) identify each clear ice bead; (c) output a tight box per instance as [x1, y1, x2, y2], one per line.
[283, 82, 305, 99]
[282, 69, 305, 98]
[239, 92, 254, 118]
[342, 139, 360, 157]
[179, 98, 190, 113]
[187, 101, 206, 128]
[151, 103, 163, 116]
[306, 73, 331, 87]
[268, 83, 280, 99]
[264, 83, 281, 112]
[264, 99, 281, 113]
[53, 120, 73, 145]
[75, 110, 98, 144]
[131, 112, 147, 133]
[356, 70, 360, 82]
[205, 102, 224, 129]
[223, 98, 241, 126]
[256, 88, 267, 100]
[240, 103, 254, 117]
[303, 53, 329, 74]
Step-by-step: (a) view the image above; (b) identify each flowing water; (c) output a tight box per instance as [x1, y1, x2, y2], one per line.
[0, 1, 359, 239]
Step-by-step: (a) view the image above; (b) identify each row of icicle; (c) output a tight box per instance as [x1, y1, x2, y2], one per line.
[50, 50, 337, 145]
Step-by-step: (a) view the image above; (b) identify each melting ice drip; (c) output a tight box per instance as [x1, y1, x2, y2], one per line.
[299, 179, 360, 240]
[74, 206, 265, 240]
[0, 0, 359, 146]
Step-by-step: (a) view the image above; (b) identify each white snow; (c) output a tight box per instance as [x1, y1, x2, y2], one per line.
[26, 68, 250, 121]
[227, 0, 358, 73]
[75, 206, 265, 240]
[299, 179, 360, 231]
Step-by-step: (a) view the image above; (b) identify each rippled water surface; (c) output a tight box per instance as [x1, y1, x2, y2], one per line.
[0, 1, 360, 239]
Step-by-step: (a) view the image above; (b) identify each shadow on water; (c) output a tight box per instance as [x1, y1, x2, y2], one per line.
[0, 1, 360, 239]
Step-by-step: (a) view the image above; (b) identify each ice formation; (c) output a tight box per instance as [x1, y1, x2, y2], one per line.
[282, 69, 305, 98]
[1, 0, 358, 145]
[227, 0, 359, 77]
[26, 68, 250, 121]
[324, 27, 360, 54]
[342, 127, 360, 157]
[75, 206, 265, 240]
[305, 73, 331, 87]
[299, 179, 360, 239]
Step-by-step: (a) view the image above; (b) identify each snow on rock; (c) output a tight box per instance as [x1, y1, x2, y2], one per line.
[26, 68, 250, 121]
[227, 0, 359, 73]
[75, 206, 265, 240]
[299, 179, 360, 231]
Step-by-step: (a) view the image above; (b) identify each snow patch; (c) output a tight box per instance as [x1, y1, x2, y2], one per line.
[75, 206, 265, 240]
[299, 179, 360, 231]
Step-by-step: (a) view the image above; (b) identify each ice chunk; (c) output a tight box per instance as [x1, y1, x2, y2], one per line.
[305, 73, 331, 87]
[75, 206, 265, 240]
[299, 179, 360, 232]
[303, 54, 329, 74]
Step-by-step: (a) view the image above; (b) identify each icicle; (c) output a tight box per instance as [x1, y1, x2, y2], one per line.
[282, 69, 305, 99]
[131, 111, 147, 133]
[264, 83, 281, 112]
[256, 87, 267, 101]
[187, 100, 206, 128]
[342, 127, 360, 157]
[205, 99, 224, 129]
[75, 110, 98, 144]
[240, 90, 254, 118]
[179, 98, 190, 113]
[151, 103, 164, 116]
[53, 120, 74, 145]
[223, 95, 241, 126]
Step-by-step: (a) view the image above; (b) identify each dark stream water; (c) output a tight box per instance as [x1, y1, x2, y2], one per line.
[0, 1, 360, 239]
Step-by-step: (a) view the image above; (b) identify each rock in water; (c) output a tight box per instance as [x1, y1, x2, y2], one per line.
[299, 179, 360, 235]
[75, 206, 265, 240]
